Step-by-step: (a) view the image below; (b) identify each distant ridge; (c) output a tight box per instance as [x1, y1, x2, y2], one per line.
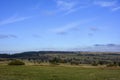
[0, 51, 120, 58]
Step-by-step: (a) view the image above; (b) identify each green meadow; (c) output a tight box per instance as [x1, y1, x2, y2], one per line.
[0, 65, 120, 80]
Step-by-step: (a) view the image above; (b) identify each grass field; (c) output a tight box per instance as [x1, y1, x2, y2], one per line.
[0, 65, 120, 80]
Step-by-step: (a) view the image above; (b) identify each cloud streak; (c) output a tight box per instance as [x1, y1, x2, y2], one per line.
[93, 0, 120, 11]
[90, 27, 99, 32]
[94, 44, 120, 47]
[52, 21, 80, 35]
[94, 1, 117, 7]
[56, 0, 77, 11]
[0, 34, 17, 39]
[51, 18, 96, 35]
[47, 0, 120, 16]
[88, 27, 100, 37]
[70, 44, 120, 52]
[47, 0, 84, 16]
[0, 15, 32, 26]
[32, 34, 41, 38]
[112, 6, 120, 11]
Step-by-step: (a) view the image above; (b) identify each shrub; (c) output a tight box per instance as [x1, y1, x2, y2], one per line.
[49, 57, 60, 65]
[8, 60, 25, 65]
[106, 63, 117, 67]
[91, 63, 98, 66]
[98, 61, 104, 65]
[71, 61, 79, 65]
[118, 62, 120, 67]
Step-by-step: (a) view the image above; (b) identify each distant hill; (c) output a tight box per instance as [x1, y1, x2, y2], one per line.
[0, 51, 120, 58]
[0, 51, 75, 58]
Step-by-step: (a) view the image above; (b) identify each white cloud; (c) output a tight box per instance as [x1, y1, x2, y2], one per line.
[56, 0, 120, 13]
[52, 21, 81, 34]
[0, 34, 17, 39]
[69, 44, 120, 52]
[93, 0, 120, 12]
[32, 34, 41, 38]
[94, 1, 117, 7]
[56, 0, 77, 11]
[44, 0, 120, 15]
[51, 18, 95, 35]
[90, 27, 99, 32]
[0, 15, 32, 26]
[50, 0, 83, 15]
[112, 6, 120, 11]
[63, 7, 81, 15]
[31, 4, 40, 10]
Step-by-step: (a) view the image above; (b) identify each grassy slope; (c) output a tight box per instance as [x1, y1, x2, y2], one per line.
[0, 65, 120, 80]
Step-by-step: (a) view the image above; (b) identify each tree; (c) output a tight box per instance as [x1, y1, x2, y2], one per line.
[49, 57, 60, 65]
[98, 61, 104, 65]
[118, 62, 120, 67]
[70, 61, 80, 65]
[8, 60, 25, 65]
[91, 61, 98, 66]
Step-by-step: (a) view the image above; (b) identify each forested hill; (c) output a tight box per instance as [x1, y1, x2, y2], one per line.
[0, 51, 120, 58]
[0, 51, 75, 58]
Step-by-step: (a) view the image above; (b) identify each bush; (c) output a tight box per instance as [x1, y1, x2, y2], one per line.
[98, 61, 104, 65]
[91, 63, 98, 66]
[8, 60, 25, 65]
[71, 61, 79, 65]
[49, 57, 60, 65]
[91, 61, 98, 66]
[118, 62, 120, 67]
[106, 63, 117, 67]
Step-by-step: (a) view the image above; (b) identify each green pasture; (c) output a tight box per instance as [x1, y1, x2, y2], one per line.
[0, 65, 120, 80]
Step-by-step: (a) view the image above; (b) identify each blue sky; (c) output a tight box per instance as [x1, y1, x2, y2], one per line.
[0, 0, 120, 53]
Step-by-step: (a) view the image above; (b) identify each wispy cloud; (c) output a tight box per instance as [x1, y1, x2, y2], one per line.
[94, 44, 120, 47]
[0, 34, 17, 39]
[45, 0, 85, 16]
[44, 0, 120, 15]
[88, 27, 99, 37]
[93, 44, 120, 52]
[63, 7, 81, 16]
[70, 43, 120, 52]
[51, 18, 95, 35]
[32, 34, 41, 38]
[30, 4, 41, 10]
[94, 1, 117, 7]
[0, 15, 32, 26]
[52, 21, 80, 35]
[112, 6, 120, 11]
[90, 27, 99, 32]
[55, 0, 77, 11]
[55, 0, 120, 14]
[93, 0, 120, 11]
[88, 33, 94, 36]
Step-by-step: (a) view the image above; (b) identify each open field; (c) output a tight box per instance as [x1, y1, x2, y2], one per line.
[0, 52, 120, 80]
[0, 65, 120, 80]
